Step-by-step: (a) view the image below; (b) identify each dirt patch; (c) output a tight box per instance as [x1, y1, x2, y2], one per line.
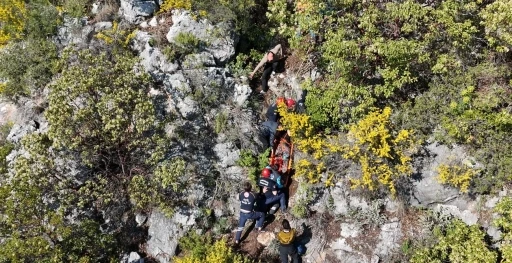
[399, 208, 426, 242]
[144, 13, 175, 46]
[323, 213, 341, 244]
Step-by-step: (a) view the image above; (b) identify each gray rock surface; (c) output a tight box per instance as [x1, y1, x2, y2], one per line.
[146, 209, 198, 263]
[374, 220, 402, 256]
[128, 252, 143, 263]
[55, 18, 94, 47]
[131, 31, 179, 74]
[233, 82, 251, 107]
[214, 142, 240, 168]
[434, 204, 479, 225]
[166, 10, 238, 66]
[410, 143, 468, 206]
[119, 0, 157, 24]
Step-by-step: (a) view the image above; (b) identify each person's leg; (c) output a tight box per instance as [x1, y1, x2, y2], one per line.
[247, 211, 266, 229]
[235, 213, 249, 242]
[261, 66, 273, 92]
[291, 250, 299, 263]
[264, 194, 281, 205]
[254, 211, 266, 229]
[279, 246, 289, 263]
[279, 192, 287, 212]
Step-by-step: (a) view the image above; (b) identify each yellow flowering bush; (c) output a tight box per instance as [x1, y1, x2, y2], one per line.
[437, 164, 478, 193]
[0, 0, 26, 46]
[159, 0, 192, 14]
[174, 238, 252, 263]
[279, 105, 417, 195]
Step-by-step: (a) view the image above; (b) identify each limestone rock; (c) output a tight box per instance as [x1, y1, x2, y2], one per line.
[434, 204, 479, 225]
[331, 182, 349, 215]
[257, 232, 276, 246]
[166, 10, 238, 66]
[128, 252, 143, 263]
[182, 52, 217, 69]
[0, 101, 17, 126]
[146, 209, 197, 263]
[374, 221, 402, 256]
[214, 142, 240, 168]
[130, 31, 179, 74]
[119, 0, 157, 24]
[233, 82, 251, 107]
[176, 96, 199, 119]
[410, 143, 467, 206]
[135, 213, 148, 226]
[149, 16, 158, 27]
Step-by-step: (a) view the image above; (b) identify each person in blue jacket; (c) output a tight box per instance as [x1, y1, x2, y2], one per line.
[235, 181, 265, 244]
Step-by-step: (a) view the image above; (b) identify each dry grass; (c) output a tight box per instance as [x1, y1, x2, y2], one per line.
[90, 0, 119, 23]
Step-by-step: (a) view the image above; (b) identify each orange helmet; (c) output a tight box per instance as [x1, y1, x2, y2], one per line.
[261, 168, 271, 178]
[277, 97, 285, 105]
[286, 98, 296, 109]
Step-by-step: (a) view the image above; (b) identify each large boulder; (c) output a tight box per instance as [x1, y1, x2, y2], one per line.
[166, 10, 238, 66]
[119, 0, 158, 24]
[145, 209, 198, 263]
[410, 143, 469, 206]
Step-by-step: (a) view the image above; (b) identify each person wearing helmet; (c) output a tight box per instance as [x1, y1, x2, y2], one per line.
[235, 181, 266, 245]
[260, 121, 279, 148]
[286, 98, 296, 110]
[266, 97, 286, 122]
[267, 165, 284, 189]
[258, 168, 287, 214]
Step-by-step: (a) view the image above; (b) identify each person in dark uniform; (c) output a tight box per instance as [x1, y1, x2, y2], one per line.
[235, 181, 265, 244]
[258, 168, 287, 214]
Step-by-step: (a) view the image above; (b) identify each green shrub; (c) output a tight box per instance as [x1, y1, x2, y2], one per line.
[291, 182, 314, 218]
[24, 1, 61, 39]
[175, 232, 253, 263]
[411, 219, 497, 263]
[63, 0, 88, 18]
[236, 148, 271, 185]
[0, 39, 58, 100]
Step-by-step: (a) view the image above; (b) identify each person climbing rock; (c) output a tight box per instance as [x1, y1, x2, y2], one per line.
[267, 97, 296, 123]
[277, 219, 299, 263]
[260, 120, 279, 148]
[258, 168, 287, 214]
[266, 97, 285, 122]
[235, 181, 266, 245]
[285, 98, 296, 111]
[249, 44, 283, 95]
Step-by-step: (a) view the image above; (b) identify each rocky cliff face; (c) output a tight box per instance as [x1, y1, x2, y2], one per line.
[2, 3, 509, 263]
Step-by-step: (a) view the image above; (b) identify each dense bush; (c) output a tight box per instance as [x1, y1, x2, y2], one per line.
[411, 219, 497, 263]
[0, 39, 58, 99]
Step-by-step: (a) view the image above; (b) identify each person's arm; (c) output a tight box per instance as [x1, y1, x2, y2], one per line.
[270, 44, 282, 57]
[250, 55, 268, 78]
[272, 190, 278, 195]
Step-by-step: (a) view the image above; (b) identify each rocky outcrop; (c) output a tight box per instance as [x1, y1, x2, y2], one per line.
[410, 143, 474, 206]
[166, 10, 238, 66]
[119, 0, 158, 24]
[130, 31, 179, 75]
[145, 209, 198, 263]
